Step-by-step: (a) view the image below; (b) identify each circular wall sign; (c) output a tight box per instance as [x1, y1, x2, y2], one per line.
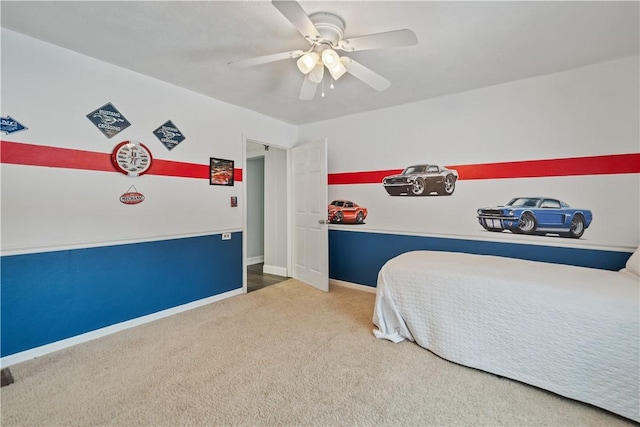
[111, 141, 153, 177]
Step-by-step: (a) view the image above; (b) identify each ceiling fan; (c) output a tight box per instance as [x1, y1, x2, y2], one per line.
[229, 0, 418, 100]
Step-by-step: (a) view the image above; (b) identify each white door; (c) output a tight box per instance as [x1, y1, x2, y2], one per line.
[291, 139, 328, 292]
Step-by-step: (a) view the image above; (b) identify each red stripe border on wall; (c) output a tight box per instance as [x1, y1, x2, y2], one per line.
[1, 140, 243, 182]
[3, 141, 636, 185]
[328, 153, 640, 185]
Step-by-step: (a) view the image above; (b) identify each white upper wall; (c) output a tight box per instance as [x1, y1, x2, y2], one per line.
[1, 29, 297, 254]
[298, 56, 639, 251]
[3, 27, 638, 253]
[299, 56, 639, 173]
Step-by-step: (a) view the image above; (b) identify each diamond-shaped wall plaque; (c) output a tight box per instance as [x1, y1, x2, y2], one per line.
[86, 102, 131, 139]
[1, 116, 28, 135]
[153, 120, 185, 151]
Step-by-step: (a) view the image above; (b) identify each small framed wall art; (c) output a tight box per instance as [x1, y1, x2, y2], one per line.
[210, 157, 234, 186]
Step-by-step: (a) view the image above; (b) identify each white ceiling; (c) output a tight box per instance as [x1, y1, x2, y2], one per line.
[1, 1, 638, 125]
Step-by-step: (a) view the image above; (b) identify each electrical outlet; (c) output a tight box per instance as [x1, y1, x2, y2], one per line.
[222, 233, 231, 240]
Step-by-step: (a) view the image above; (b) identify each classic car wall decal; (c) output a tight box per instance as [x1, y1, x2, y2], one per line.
[382, 164, 458, 196]
[328, 200, 368, 224]
[477, 197, 593, 238]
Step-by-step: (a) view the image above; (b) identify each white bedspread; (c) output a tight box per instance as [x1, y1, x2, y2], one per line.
[373, 250, 640, 421]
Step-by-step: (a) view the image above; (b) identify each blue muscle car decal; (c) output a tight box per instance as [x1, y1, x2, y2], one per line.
[477, 197, 593, 238]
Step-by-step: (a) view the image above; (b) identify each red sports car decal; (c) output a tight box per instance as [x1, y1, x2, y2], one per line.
[328, 200, 368, 224]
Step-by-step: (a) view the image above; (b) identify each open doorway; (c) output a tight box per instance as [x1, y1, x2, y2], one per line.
[245, 141, 288, 292]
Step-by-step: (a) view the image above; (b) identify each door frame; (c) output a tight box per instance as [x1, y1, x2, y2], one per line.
[242, 133, 292, 293]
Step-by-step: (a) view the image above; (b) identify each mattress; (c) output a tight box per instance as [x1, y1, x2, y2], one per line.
[373, 250, 640, 421]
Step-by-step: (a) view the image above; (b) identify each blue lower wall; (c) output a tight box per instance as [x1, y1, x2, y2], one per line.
[3, 229, 631, 356]
[329, 229, 632, 287]
[1, 232, 242, 357]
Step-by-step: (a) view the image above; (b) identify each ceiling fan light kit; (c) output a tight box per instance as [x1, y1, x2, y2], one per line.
[308, 62, 325, 84]
[321, 48, 347, 80]
[321, 48, 339, 66]
[326, 62, 346, 81]
[296, 52, 319, 74]
[229, 0, 418, 100]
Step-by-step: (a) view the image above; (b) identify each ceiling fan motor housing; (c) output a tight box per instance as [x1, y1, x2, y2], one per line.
[309, 12, 345, 47]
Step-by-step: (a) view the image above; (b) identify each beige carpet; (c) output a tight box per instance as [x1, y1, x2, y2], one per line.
[1, 279, 634, 426]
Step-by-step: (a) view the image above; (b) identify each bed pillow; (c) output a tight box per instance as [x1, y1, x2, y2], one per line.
[623, 248, 639, 278]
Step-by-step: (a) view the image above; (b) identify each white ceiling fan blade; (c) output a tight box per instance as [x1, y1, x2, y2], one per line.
[228, 50, 303, 68]
[272, 0, 321, 41]
[298, 75, 318, 100]
[338, 29, 418, 52]
[341, 57, 391, 91]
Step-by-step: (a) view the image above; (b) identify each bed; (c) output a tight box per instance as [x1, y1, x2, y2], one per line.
[373, 249, 640, 422]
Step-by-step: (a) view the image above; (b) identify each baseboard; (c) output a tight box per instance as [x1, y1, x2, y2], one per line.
[247, 255, 264, 265]
[330, 278, 377, 293]
[0, 287, 244, 368]
[263, 264, 287, 277]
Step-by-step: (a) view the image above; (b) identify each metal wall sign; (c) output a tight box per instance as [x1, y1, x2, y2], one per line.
[119, 185, 145, 205]
[111, 141, 153, 177]
[153, 120, 185, 151]
[86, 102, 131, 139]
[1, 116, 28, 134]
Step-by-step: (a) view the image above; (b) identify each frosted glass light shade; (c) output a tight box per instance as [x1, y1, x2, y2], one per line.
[321, 49, 340, 67]
[327, 62, 347, 80]
[308, 63, 325, 84]
[296, 52, 319, 74]
[321, 48, 346, 80]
